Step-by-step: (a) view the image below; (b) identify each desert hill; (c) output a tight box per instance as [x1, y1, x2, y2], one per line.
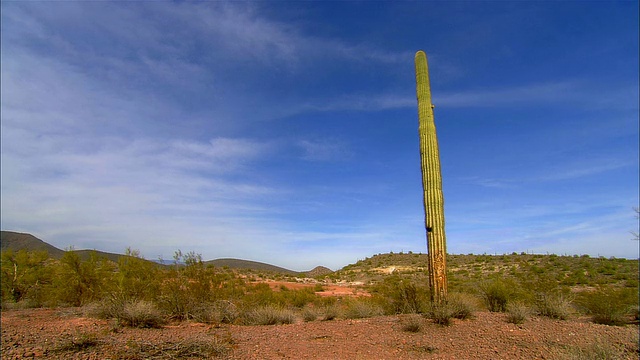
[0, 231, 329, 275]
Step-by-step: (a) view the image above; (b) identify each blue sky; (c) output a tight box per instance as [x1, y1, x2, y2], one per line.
[1, 1, 638, 271]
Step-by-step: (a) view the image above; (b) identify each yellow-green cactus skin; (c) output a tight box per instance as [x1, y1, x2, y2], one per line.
[415, 50, 448, 304]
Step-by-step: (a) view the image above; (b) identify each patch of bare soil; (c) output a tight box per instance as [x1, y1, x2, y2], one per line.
[2, 308, 638, 359]
[259, 280, 370, 297]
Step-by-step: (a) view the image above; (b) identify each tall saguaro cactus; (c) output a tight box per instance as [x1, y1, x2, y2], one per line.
[415, 50, 448, 304]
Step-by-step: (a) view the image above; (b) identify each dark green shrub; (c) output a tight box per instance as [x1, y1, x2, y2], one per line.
[479, 279, 519, 312]
[1, 249, 53, 306]
[370, 276, 430, 314]
[116, 248, 160, 301]
[53, 251, 114, 306]
[578, 288, 637, 326]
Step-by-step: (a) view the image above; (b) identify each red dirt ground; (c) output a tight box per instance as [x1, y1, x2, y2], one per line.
[2, 307, 638, 359]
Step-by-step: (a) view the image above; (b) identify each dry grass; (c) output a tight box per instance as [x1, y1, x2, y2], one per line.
[429, 302, 453, 326]
[54, 331, 101, 352]
[506, 302, 531, 324]
[342, 299, 384, 319]
[244, 305, 296, 325]
[401, 314, 423, 332]
[447, 292, 477, 320]
[301, 305, 319, 322]
[552, 340, 631, 360]
[113, 335, 233, 359]
[119, 300, 166, 328]
[536, 293, 573, 320]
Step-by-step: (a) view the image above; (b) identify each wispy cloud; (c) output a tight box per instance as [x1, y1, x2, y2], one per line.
[435, 81, 638, 110]
[297, 139, 353, 162]
[537, 158, 635, 182]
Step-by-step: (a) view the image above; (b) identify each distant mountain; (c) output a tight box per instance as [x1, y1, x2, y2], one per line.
[304, 266, 334, 277]
[0, 231, 65, 258]
[0, 231, 151, 264]
[204, 258, 299, 275]
[1, 230, 331, 274]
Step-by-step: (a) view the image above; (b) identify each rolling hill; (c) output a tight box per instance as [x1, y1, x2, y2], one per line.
[0, 231, 328, 275]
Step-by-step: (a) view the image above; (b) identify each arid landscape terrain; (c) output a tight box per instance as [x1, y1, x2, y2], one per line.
[1, 232, 639, 359]
[2, 297, 639, 359]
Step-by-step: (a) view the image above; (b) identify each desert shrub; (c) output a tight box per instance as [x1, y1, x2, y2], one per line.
[212, 300, 240, 324]
[479, 278, 519, 312]
[176, 300, 240, 324]
[157, 274, 193, 320]
[115, 248, 160, 301]
[342, 298, 384, 319]
[241, 283, 282, 308]
[402, 314, 423, 332]
[0, 249, 53, 307]
[280, 287, 318, 308]
[321, 303, 340, 321]
[243, 305, 296, 325]
[578, 287, 637, 326]
[536, 292, 573, 320]
[428, 302, 453, 326]
[83, 295, 127, 320]
[301, 305, 319, 322]
[53, 251, 115, 307]
[370, 276, 430, 314]
[89, 299, 166, 328]
[446, 292, 477, 320]
[506, 302, 531, 324]
[118, 300, 166, 328]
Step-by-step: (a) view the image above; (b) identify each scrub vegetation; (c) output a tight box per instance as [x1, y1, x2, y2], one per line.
[2, 249, 638, 328]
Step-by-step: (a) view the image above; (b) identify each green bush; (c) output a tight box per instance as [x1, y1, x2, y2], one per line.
[53, 251, 115, 306]
[578, 288, 637, 326]
[0, 249, 52, 306]
[479, 279, 519, 312]
[370, 277, 429, 314]
[116, 248, 160, 301]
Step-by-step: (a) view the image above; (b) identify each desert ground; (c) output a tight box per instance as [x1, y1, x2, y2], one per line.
[2, 291, 638, 360]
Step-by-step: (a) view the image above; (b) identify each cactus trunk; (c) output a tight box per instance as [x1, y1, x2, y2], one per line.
[414, 50, 448, 304]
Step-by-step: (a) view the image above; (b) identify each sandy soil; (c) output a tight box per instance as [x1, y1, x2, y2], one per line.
[2, 307, 638, 359]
